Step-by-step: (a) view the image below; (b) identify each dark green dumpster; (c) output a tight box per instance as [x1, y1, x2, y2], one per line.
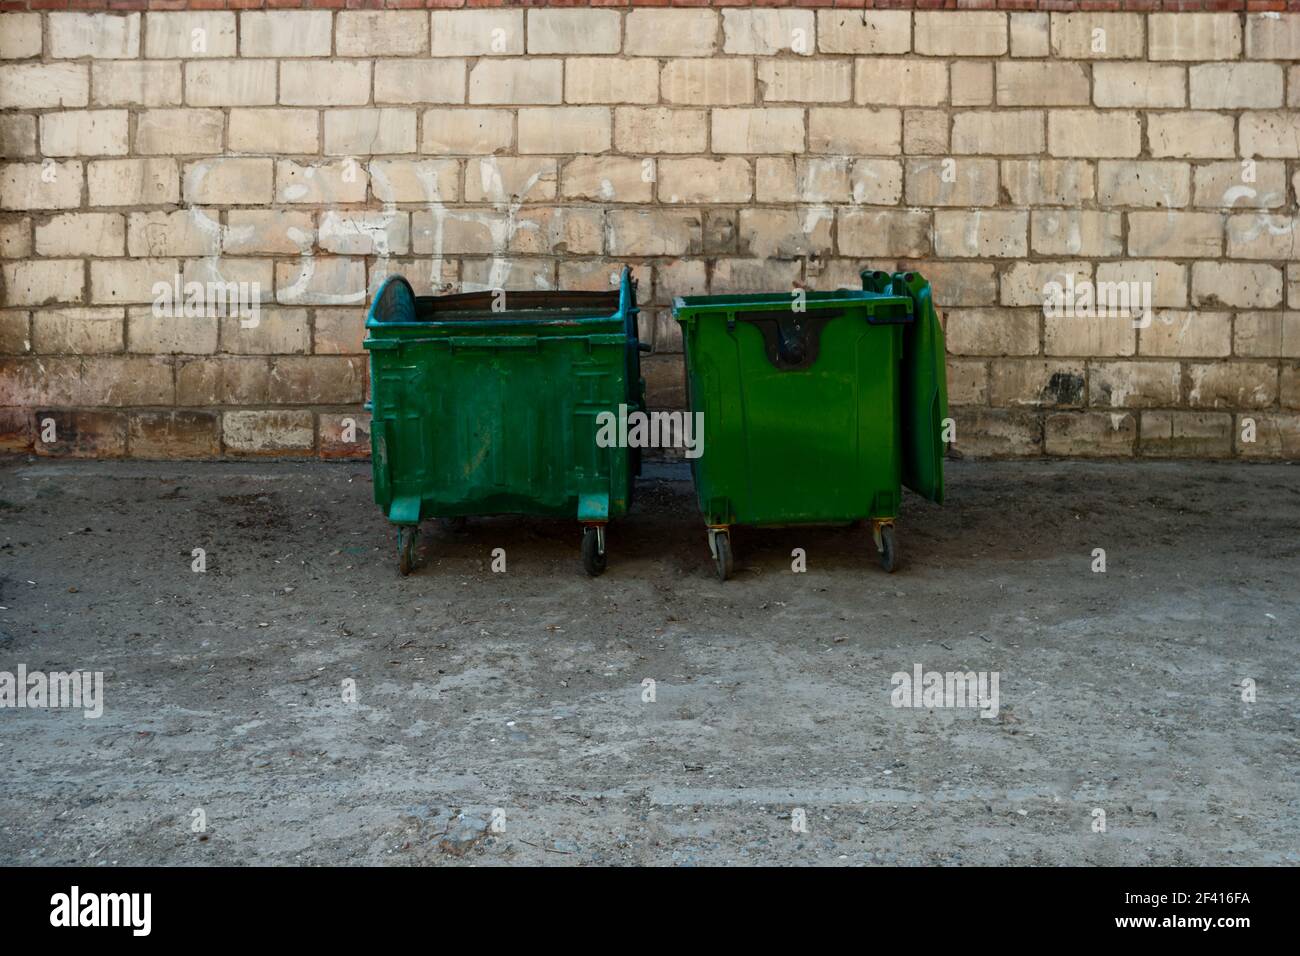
[672, 270, 947, 580]
[364, 268, 647, 576]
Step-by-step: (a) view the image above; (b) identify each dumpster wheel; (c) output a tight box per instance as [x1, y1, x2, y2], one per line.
[708, 528, 733, 582]
[873, 521, 898, 574]
[397, 525, 419, 576]
[582, 525, 607, 577]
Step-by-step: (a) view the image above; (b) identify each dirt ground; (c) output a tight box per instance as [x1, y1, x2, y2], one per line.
[0, 456, 1296, 866]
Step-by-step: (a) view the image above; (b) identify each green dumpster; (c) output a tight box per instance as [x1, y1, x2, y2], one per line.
[364, 268, 647, 576]
[672, 269, 947, 580]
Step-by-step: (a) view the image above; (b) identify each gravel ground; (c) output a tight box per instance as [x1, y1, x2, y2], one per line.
[0, 456, 1296, 866]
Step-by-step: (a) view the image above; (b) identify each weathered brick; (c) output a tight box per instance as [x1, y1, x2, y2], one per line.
[527, 10, 619, 55]
[838, 209, 930, 258]
[463, 158, 557, 203]
[1235, 311, 1300, 358]
[1139, 310, 1231, 357]
[89, 158, 178, 207]
[128, 410, 220, 459]
[738, 208, 832, 259]
[951, 62, 993, 108]
[0, 115, 36, 158]
[186, 60, 277, 108]
[0, 219, 31, 259]
[808, 107, 900, 155]
[33, 410, 127, 458]
[89, 258, 176, 306]
[1150, 13, 1241, 61]
[1140, 410, 1232, 458]
[1044, 412, 1136, 457]
[944, 309, 1039, 357]
[325, 110, 417, 156]
[566, 58, 659, 106]
[81, 355, 174, 406]
[1089, 361, 1181, 408]
[224, 210, 314, 256]
[995, 62, 1090, 106]
[722, 9, 815, 57]
[1098, 161, 1190, 208]
[1010, 13, 1049, 59]
[3, 260, 84, 307]
[275, 258, 367, 307]
[92, 62, 183, 108]
[220, 309, 309, 355]
[949, 408, 1042, 458]
[662, 60, 754, 107]
[239, 11, 332, 58]
[759, 60, 852, 104]
[0, 64, 88, 109]
[314, 310, 366, 356]
[145, 12, 236, 59]
[126, 209, 213, 259]
[431, 10, 522, 57]
[281, 61, 371, 107]
[1193, 161, 1287, 209]
[222, 410, 314, 455]
[658, 158, 751, 204]
[50, 13, 140, 60]
[32, 308, 123, 355]
[1031, 210, 1123, 257]
[127, 308, 219, 355]
[1093, 64, 1186, 109]
[518, 108, 611, 155]
[319, 211, 409, 257]
[136, 110, 223, 156]
[1048, 110, 1141, 158]
[1128, 211, 1222, 258]
[614, 108, 708, 155]
[0, 13, 42, 60]
[229, 109, 319, 155]
[2, 161, 83, 211]
[1147, 112, 1236, 159]
[905, 158, 998, 207]
[710, 259, 801, 295]
[855, 59, 947, 107]
[1192, 262, 1283, 310]
[1190, 64, 1282, 109]
[1241, 112, 1300, 159]
[319, 411, 371, 460]
[952, 111, 1043, 155]
[375, 60, 465, 106]
[469, 60, 563, 105]
[370, 159, 460, 204]
[175, 356, 267, 405]
[1044, 313, 1134, 357]
[817, 11, 910, 55]
[991, 359, 1088, 407]
[915, 12, 1007, 57]
[1001, 262, 1091, 307]
[1245, 12, 1300, 59]
[1050, 13, 1144, 59]
[37, 212, 125, 258]
[1238, 413, 1300, 458]
[1188, 362, 1277, 409]
[337, 11, 429, 58]
[626, 11, 719, 58]
[269, 356, 365, 405]
[1001, 160, 1094, 206]
[903, 110, 948, 155]
[934, 210, 1027, 259]
[711, 109, 804, 155]
[1226, 213, 1297, 260]
[562, 157, 652, 204]
[185, 158, 273, 205]
[40, 111, 128, 158]
[422, 109, 512, 155]
[1097, 260, 1187, 309]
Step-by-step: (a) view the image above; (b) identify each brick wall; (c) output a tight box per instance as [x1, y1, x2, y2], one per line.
[1, 8, 1299, 459]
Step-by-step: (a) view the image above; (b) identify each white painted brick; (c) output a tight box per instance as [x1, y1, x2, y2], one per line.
[145, 12, 237, 59]
[50, 13, 140, 60]
[239, 11, 333, 58]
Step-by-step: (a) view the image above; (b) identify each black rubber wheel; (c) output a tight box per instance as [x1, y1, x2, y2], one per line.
[714, 532, 733, 582]
[438, 516, 468, 533]
[581, 526, 606, 577]
[878, 525, 898, 573]
[398, 525, 418, 576]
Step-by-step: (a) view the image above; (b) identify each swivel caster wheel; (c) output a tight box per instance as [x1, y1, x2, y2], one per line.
[397, 525, 419, 576]
[582, 525, 607, 577]
[875, 523, 898, 574]
[709, 529, 733, 582]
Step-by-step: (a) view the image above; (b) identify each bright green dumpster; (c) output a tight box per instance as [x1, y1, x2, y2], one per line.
[364, 267, 647, 576]
[672, 270, 947, 580]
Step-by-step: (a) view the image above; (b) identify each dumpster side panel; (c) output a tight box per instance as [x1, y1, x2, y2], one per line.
[368, 331, 633, 522]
